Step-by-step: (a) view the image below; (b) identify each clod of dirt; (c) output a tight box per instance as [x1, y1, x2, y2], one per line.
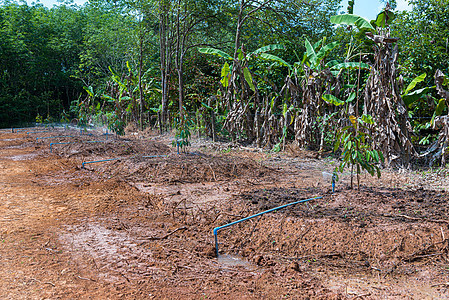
[288, 261, 300, 272]
[203, 247, 217, 258]
[254, 255, 264, 266]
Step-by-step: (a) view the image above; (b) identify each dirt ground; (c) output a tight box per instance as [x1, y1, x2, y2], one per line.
[1, 127, 449, 299]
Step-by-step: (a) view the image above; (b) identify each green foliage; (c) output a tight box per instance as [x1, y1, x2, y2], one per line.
[347, 0, 354, 14]
[198, 48, 233, 60]
[401, 73, 434, 107]
[322, 94, 345, 106]
[431, 99, 447, 126]
[329, 61, 371, 71]
[404, 73, 427, 95]
[334, 115, 384, 189]
[272, 104, 294, 153]
[243, 67, 255, 92]
[330, 14, 375, 32]
[106, 112, 125, 135]
[172, 114, 192, 152]
[36, 114, 43, 124]
[392, 0, 449, 123]
[373, 10, 395, 28]
[220, 62, 230, 88]
[258, 53, 292, 71]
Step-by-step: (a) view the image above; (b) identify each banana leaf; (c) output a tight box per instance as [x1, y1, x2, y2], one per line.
[403, 73, 426, 95]
[198, 47, 233, 60]
[374, 10, 395, 28]
[330, 14, 375, 32]
[330, 61, 371, 70]
[243, 67, 255, 92]
[402, 86, 433, 107]
[251, 44, 285, 56]
[259, 53, 292, 70]
[322, 94, 344, 106]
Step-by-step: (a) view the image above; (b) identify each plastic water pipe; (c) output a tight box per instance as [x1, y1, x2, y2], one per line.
[82, 158, 121, 169]
[332, 173, 336, 193]
[27, 130, 57, 135]
[213, 196, 322, 257]
[50, 142, 72, 152]
[102, 130, 110, 140]
[12, 127, 37, 133]
[142, 155, 168, 159]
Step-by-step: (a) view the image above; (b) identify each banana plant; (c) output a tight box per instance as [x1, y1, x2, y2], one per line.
[303, 37, 339, 71]
[198, 44, 290, 89]
[401, 73, 435, 108]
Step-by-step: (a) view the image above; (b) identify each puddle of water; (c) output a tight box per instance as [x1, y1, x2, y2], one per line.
[217, 254, 250, 268]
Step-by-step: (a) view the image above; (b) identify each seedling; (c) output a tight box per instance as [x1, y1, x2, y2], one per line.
[334, 114, 384, 189]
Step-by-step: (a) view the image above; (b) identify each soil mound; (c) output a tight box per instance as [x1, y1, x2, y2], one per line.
[54, 138, 171, 158]
[94, 152, 273, 183]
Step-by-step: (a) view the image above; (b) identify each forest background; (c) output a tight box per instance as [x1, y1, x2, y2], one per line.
[0, 0, 448, 167]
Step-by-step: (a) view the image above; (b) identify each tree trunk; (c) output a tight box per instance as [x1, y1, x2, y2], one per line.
[138, 32, 144, 131]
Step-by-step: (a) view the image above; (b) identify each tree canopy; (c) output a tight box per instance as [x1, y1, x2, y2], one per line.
[1, 0, 448, 167]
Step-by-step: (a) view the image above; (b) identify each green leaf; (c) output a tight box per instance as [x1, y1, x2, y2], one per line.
[346, 92, 356, 103]
[360, 114, 374, 124]
[403, 73, 426, 96]
[259, 53, 292, 70]
[334, 135, 342, 151]
[330, 14, 375, 32]
[126, 61, 133, 75]
[304, 38, 317, 66]
[259, 53, 293, 70]
[313, 39, 324, 51]
[101, 94, 115, 103]
[431, 99, 445, 126]
[198, 47, 233, 60]
[374, 10, 395, 28]
[251, 44, 285, 56]
[243, 67, 255, 92]
[283, 103, 288, 116]
[201, 102, 213, 110]
[83, 86, 94, 98]
[322, 94, 345, 106]
[220, 62, 230, 87]
[237, 49, 245, 61]
[326, 60, 341, 69]
[331, 62, 371, 71]
[435, 99, 446, 116]
[402, 87, 433, 107]
[316, 41, 339, 62]
[372, 150, 378, 161]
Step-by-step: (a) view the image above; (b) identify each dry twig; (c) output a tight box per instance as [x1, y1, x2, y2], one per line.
[148, 226, 188, 241]
[432, 282, 449, 287]
[29, 277, 56, 287]
[76, 275, 96, 282]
